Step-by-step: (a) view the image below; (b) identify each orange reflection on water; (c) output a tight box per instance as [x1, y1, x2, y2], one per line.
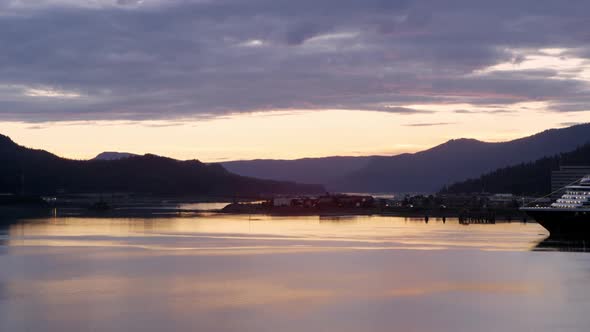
[3, 215, 585, 332]
[7, 215, 547, 253]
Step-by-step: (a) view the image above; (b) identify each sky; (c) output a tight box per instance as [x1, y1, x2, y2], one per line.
[0, 0, 589, 161]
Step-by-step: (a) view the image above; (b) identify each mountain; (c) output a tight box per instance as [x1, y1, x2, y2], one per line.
[223, 156, 373, 186]
[93, 152, 138, 160]
[222, 123, 590, 193]
[344, 124, 590, 192]
[442, 143, 590, 195]
[0, 134, 324, 196]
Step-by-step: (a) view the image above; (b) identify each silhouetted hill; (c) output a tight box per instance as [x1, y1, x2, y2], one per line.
[442, 143, 590, 195]
[223, 156, 374, 186]
[222, 123, 590, 192]
[93, 152, 138, 160]
[0, 134, 324, 196]
[343, 124, 590, 192]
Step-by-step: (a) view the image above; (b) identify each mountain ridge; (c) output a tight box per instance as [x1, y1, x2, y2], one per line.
[442, 143, 590, 195]
[4, 123, 589, 195]
[93, 151, 139, 160]
[223, 124, 590, 192]
[0, 134, 324, 196]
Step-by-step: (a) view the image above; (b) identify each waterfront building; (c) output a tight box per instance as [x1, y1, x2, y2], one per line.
[488, 193, 517, 208]
[551, 165, 590, 198]
[273, 197, 293, 207]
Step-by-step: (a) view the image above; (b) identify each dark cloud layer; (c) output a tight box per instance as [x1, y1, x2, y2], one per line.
[0, 0, 590, 122]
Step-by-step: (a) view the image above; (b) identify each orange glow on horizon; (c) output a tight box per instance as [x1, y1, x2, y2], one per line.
[0, 108, 588, 162]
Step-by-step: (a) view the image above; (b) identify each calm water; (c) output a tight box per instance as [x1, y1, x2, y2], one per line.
[2, 214, 590, 331]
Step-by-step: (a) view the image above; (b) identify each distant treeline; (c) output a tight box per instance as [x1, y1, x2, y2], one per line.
[441, 143, 590, 195]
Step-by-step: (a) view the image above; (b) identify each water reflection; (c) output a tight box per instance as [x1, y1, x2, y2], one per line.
[318, 215, 359, 223]
[0, 221, 9, 250]
[534, 236, 590, 252]
[0, 216, 28, 251]
[178, 202, 230, 211]
[6, 215, 590, 332]
[1, 215, 548, 253]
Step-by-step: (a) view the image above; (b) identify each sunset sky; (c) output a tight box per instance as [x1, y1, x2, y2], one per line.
[1, 0, 589, 161]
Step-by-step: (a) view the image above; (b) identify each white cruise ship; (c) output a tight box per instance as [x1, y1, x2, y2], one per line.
[521, 175, 590, 236]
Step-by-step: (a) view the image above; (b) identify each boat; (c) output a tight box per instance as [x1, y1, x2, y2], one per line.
[521, 175, 590, 236]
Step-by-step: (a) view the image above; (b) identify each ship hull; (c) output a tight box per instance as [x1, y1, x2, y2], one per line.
[523, 209, 590, 237]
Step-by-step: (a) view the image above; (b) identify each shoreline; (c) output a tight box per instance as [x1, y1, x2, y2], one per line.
[219, 203, 529, 221]
[1, 204, 530, 222]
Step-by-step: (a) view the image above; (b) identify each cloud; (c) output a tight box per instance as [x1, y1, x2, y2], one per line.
[403, 122, 454, 127]
[560, 122, 589, 127]
[454, 109, 514, 114]
[116, 0, 144, 5]
[25, 125, 47, 130]
[0, 0, 590, 122]
[376, 106, 434, 114]
[23, 87, 81, 98]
